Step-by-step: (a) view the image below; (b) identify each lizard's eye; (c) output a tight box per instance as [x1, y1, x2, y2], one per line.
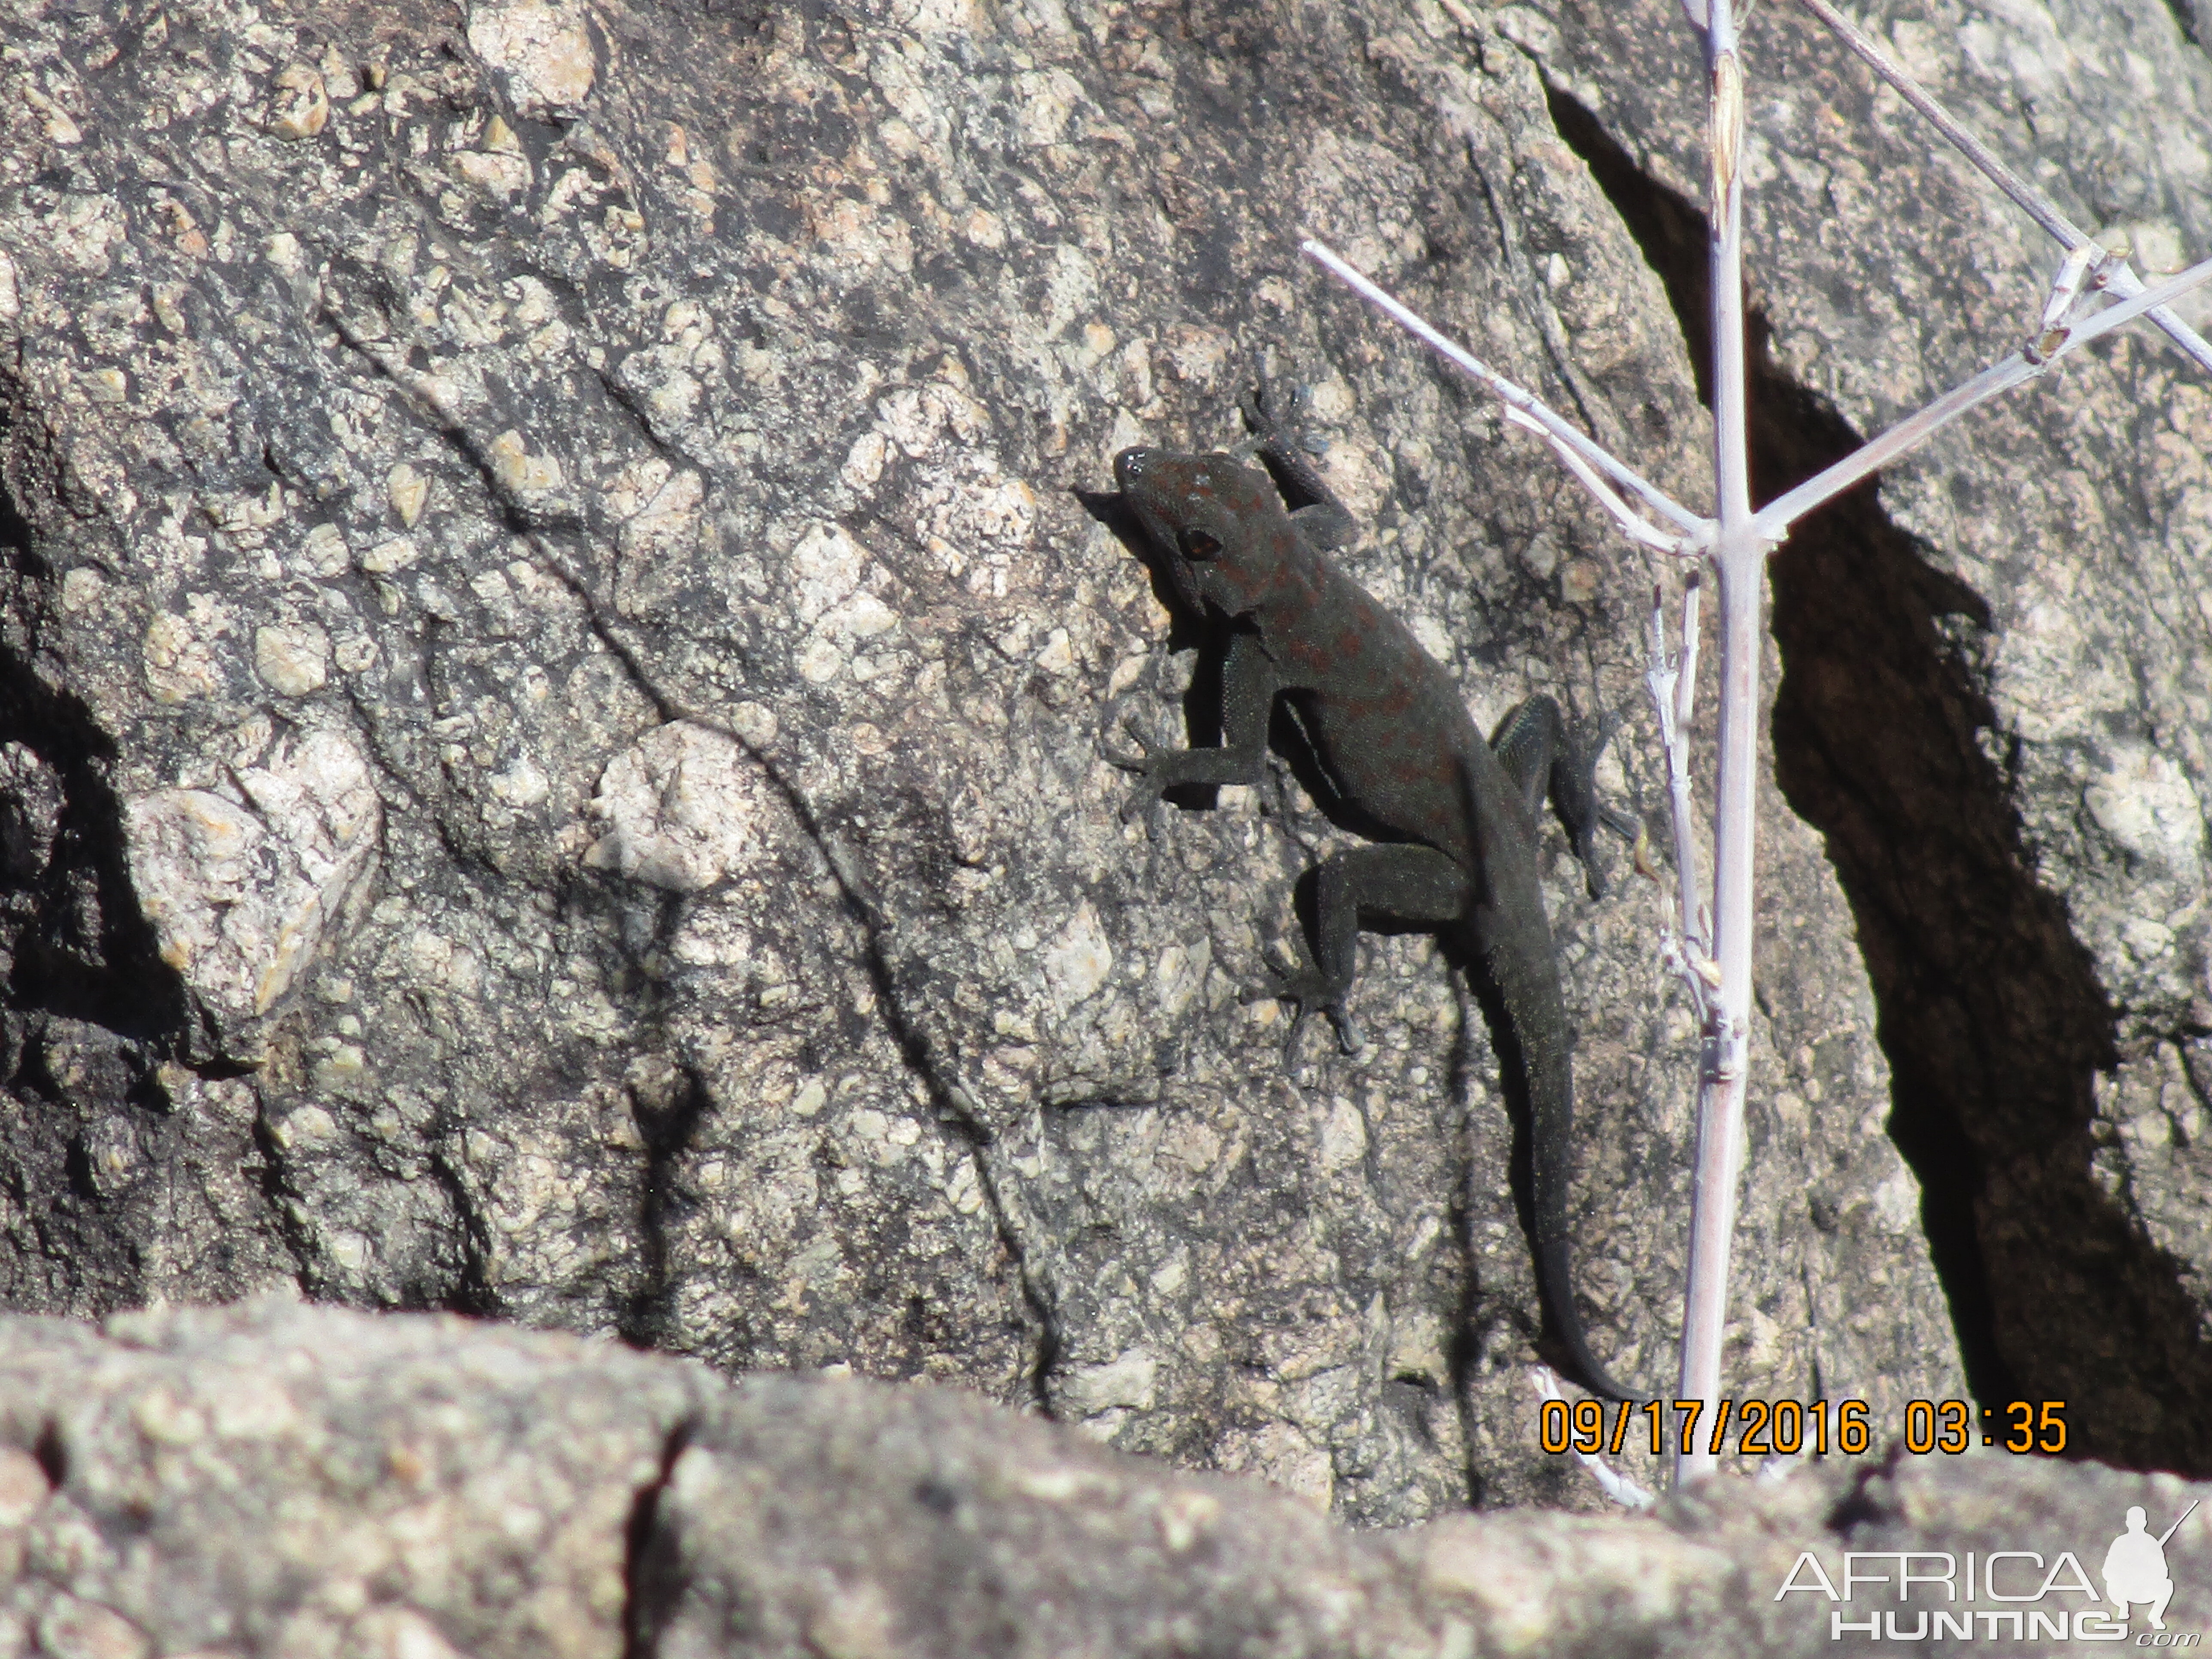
[1179, 527, 1221, 561]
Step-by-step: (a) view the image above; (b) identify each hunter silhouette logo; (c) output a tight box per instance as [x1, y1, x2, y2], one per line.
[2104, 1501, 2196, 1633]
[1774, 1494, 2203, 1643]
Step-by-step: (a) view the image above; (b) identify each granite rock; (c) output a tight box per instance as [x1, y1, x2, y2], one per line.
[0, 1302, 2206, 1658]
[27, 0, 2197, 1518]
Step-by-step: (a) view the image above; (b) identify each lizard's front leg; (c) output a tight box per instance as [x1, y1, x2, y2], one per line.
[1265, 842, 1470, 1054]
[1238, 382, 1357, 553]
[1105, 626, 1281, 828]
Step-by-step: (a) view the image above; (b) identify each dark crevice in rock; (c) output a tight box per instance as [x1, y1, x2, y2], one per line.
[418, 1127, 502, 1319]
[590, 359, 703, 475]
[0, 1016, 158, 1314]
[618, 1060, 714, 1349]
[30, 1417, 64, 1489]
[1802, 1265, 1829, 1404]
[535, 543, 1063, 1404]
[0, 481, 194, 1052]
[1823, 1443, 1907, 1533]
[622, 1414, 696, 1659]
[829, 845, 1068, 1418]
[1540, 94, 1717, 407]
[245, 1106, 322, 1297]
[1545, 82, 2212, 1470]
[0, 450, 237, 1312]
[328, 263, 1060, 1378]
[317, 280, 589, 545]
[0, 675, 194, 1050]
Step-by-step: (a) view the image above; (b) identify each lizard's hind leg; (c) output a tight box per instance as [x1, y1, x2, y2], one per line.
[1261, 842, 1469, 1056]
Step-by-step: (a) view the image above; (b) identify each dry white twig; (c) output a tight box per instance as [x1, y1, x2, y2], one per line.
[1301, 240, 1711, 544]
[1501, 407, 1692, 555]
[1792, 0, 2212, 378]
[2032, 242, 2103, 356]
[1671, 0, 1759, 1487]
[1644, 577, 1709, 958]
[1531, 1367, 1657, 1509]
[1754, 252, 2212, 539]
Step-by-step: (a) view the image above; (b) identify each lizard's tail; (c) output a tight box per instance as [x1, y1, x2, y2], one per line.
[1536, 1233, 1653, 1404]
[1522, 1026, 1652, 1404]
[1459, 747, 1650, 1404]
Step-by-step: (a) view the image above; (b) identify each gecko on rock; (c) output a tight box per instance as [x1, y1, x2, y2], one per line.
[1107, 385, 1648, 1404]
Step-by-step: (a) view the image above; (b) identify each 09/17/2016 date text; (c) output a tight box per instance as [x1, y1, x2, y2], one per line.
[1538, 1398, 2069, 1459]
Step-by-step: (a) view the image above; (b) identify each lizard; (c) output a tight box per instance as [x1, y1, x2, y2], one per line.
[1105, 384, 1649, 1404]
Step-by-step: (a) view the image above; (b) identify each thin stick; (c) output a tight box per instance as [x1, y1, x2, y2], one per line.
[1645, 576, 1708, 955]
[1797, 0, 2063, 241]
[1503, 408, 1691, 555]
[2061, 254, 2212, 352]
[1300, 240, 1711, 540]
[2033, 243, 2101, 346]
[1675, 0, 1757, 1485]
[1644, 588, 1720, 1024]
[1755, 355, 2039, 538]
[1755, 253, 2212, 538]
[1793, 0, 2212, 378]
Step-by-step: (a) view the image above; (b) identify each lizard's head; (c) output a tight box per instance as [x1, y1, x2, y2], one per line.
[1114, 447, 1279, 611]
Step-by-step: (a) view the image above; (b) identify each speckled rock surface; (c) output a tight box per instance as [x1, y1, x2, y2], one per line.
[0, 1301, 719, 1659]
[0, 1302, 2208, 1658]
[0, 0, 1991, 1520]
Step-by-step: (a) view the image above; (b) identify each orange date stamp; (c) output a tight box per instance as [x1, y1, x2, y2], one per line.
[1538, 1397, 2069, 1458]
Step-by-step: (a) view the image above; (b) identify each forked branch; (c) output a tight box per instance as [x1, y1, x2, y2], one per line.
[1792, 0, 2212, 378]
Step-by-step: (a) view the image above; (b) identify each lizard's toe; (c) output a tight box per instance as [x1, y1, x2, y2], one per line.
[1118, 783, 1167, 835]
[1100, 738, 1150, 773]
[1102, 724, 1167, 829]
[1240, 378, 1309, 439]
[1578, 805, 1645, 900]
[1099, 707, 1161, 772]
[1572, 829, 1610, 901]
[1247, 380, 1291, 438]
[1248, 956, 1361, 1056]
[1598, 803, 1642, 842]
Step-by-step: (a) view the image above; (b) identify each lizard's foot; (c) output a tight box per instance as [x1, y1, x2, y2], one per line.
[1097, 705, 1154, 772]
[1098, 705, 1170, 835]
[1246, 949, 1364, 1057]
[1238, 380, 1324, 450]
[1235, 380, 1354, 550]
[1567, 711, 1644, 901]
[1575, 805, 1648, 900]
